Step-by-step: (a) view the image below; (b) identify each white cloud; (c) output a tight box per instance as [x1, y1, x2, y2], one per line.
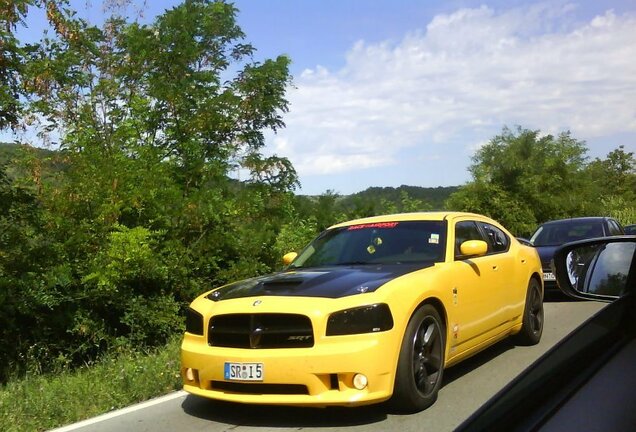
[467, 140, 489, 155]
[269, 3, 636, 183]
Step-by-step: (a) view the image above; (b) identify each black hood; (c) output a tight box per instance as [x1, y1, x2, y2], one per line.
[535, 245, 560, 268]
[207, 263, 432, 301]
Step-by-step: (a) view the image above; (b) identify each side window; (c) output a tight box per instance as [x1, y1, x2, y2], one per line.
[607, 219, 623, 236]
[455, 221, 484, 259]
[479, 222, 510, 253]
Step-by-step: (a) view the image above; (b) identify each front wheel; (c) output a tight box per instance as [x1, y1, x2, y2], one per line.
[515, 278, 544, 346]
[390, 304, 445, 413]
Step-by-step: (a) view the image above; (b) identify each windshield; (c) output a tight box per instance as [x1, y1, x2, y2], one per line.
[530, 221, 605, 246]
[289, 221, 447, 268]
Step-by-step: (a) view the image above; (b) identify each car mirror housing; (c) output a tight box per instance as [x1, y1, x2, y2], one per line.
[460, 240, 488, 257]
[554, 237, 636, 302]
[282, 252, 298, 266]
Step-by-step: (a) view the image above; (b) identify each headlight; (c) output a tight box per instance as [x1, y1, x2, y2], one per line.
[326, 303, 393, 336]
[185, 307, 204, 335]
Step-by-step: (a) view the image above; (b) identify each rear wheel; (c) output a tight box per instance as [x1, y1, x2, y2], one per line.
[390, 304, 445, 413]
[515, 278, 544, 345]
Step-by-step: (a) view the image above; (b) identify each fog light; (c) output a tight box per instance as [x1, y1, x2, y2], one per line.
[185, 368, 195, 382]
[353, 373, 368, 390]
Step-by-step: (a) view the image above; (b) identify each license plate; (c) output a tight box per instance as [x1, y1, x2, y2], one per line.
[224, 362, 263, 381]
[543, 272, 556, 281]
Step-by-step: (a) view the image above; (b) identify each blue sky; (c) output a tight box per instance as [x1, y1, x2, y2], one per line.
[12, 0, 636, 195]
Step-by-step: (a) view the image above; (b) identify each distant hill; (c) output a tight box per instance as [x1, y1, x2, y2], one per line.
[1, 142, 460, 207]
[340, 185, 459, 210]
[0, 142, 64, 183]
[0, 142, 20, 165]
[0, 142, 57, 165]
[1, 142, 29, 178]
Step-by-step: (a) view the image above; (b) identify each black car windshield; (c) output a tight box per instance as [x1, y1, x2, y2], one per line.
[289, 221, 447, 268]
[530, 221, 605, 246]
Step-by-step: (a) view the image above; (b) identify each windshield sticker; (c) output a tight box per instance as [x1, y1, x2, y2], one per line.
[347, 222, 399, 231]
[367, 245, 376, 254]
[429, 233, 440, 244]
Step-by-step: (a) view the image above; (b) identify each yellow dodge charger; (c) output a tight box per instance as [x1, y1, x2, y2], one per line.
[181, 212, 543, 412]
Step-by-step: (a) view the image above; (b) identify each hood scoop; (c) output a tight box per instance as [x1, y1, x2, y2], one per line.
[261, 279, 304, 291]
[210, 263, 431, 300]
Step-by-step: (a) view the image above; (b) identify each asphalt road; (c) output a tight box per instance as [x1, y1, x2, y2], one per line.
[55, 300, 605, 432]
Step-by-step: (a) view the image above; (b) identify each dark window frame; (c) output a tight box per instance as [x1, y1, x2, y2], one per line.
[455, 220, 511, 260]
[478, 222, 511, 254]
[454, 220, 486, 260]
[607, 219, 624, 236]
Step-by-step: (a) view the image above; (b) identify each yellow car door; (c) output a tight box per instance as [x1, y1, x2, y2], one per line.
[445, 220, 509, 356]
[476, 221, 519, 321]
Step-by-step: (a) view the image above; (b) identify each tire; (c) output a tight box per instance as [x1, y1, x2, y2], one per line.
[515, 278, 544, 346]
[390, 304, 445, 413]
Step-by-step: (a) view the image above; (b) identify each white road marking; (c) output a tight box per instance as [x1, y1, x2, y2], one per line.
[49, 390, 187, 431]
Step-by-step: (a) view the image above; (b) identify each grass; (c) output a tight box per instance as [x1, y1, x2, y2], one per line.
[0, 336, 183, 432]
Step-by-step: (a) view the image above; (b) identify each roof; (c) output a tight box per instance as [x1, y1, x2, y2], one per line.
[329, 211, 487, 229]
[539, 217, 613, 226]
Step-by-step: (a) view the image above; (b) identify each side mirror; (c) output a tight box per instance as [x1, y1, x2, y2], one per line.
[460, 240, 488, 257]
[282, 252, 298, 266]
[554, 237, 636, 301]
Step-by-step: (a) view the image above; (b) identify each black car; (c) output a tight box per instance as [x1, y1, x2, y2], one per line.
[528, 217, 624, 292]
[456, 235, 636, 431]
[625, 224, 636, 235]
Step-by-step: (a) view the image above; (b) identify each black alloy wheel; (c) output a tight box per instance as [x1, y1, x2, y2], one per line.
[391, 304, 445, 412]
[412, 314, 443, 396]
[515, 278, 544, 346]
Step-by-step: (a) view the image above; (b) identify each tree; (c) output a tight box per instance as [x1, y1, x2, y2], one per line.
[586, 145, 636, 225]
[0, 164, 65, 378]
[1, 1, 38, 128]
[312, 190, 344, 230]
[446, 127, 591, 236]
[1, 0, 300, 378]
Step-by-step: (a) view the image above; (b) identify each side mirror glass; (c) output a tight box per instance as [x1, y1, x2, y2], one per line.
[554, 238, 636, 301]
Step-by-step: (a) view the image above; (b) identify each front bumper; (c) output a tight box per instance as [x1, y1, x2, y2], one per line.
[181, 329, 398, 407]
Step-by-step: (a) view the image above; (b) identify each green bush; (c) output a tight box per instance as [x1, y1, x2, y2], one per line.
[0, 337, 182, 432]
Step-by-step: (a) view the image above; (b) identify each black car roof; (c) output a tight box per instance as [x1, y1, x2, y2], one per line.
[539, 217, 612, 226]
